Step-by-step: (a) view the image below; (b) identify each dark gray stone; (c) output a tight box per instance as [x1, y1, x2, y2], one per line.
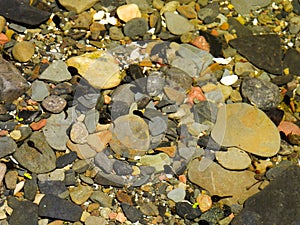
[64, 170, 76, 186]
[38, 194, 83, 222]
[8, 197, 38, 225]
[0, 57, 29, 103]
[121, 203, 143, 223]
[229, 34, 283, 75]
[113, 160, 133, 175]
[56, 151, 77, 169]
[0, 136, 17, 158]
[24, 174, 38, 201]
[241, 77, 280, 109]
[283, 48, 300, 76]
[13, 132, 56, 174]
[94, 151, 115, 174]
[175, 201, 202, 220]
[0, 0, 51, 26]
[94, 170, 125, 187]
[38, 180, 67, 196]
[232, 166, 300, 225]
[124, 18, 148, 39]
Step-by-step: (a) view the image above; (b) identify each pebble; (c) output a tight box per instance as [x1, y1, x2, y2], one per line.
[283, 48, 300, 76]
[113, 160, 133, 175]
[164, 11, 194, 35]
[241, 77, 280, 109]
[175, 201, 202, 220]
[127, 0, 153, 13]
[43, 108, 73, 150]
[139, 153, 170, 172]
[24, 174, 38, 201]
[109, 114, 150, 159]
[167, 188, 186, 203]
[58, 0, 99, 14]
[30, 80, 50, 102]
[116, 4, 141, 22]
[70, 121, 89, 144]
[0, 163, 7, 185]
[90, 191, 113, 208]
[232, 166, 300, 225]
[0, 136, 17, 158]
[211, 103, 280, 157]
[42, 95, 67, 113]
[67, 51, 121, 89]
[177, 5, 197, 19]
[197, 2, 219, 23]
[0, 57, 29, 103]
[229, 34, 282, 75]
[39, 60, 72, 83]
[85, 216, 106, 225]
[69, 185, 93, 205]
[109, 26, 124, 40]
[67, 140, 97, 159]
[121, 203, 143, 223]
[196, 193, 213, 212]
[38, 194, 83, 222]
[4, 170, 18, 189]
[38, 180, 67, 196]
[72, 12, 93, 29]
[8, 198, 38, 225]
[87, 130, 112, 152]
[0, 16, 6, 32]
[12, 41, 35, 62]
[188, 159, 259, 205]
[13, 132, 56, 173]
[123, 18, 149, 39]
[215, 148, 252, 170]
[139, 202, 159, 216]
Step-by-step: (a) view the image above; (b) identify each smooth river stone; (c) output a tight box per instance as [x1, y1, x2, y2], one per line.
[215, 147, 251, 170]
[188, 159, 260, 205]
[109, 114, 150, 159]
[211, 103, 280, 157]
[67, 51, 121, 89]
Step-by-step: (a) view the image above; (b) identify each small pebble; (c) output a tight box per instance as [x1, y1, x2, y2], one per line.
[42, 95, 67, 113]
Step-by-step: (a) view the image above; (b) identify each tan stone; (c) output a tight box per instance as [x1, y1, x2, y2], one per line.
[177, 5, 197, 19]
[12, 41, 35, 62]
[211, 103, 280, 157]
[116, 4, 141, 22]
[188, 159, 260, 205]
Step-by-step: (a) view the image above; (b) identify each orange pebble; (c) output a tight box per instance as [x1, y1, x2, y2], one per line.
[179, 174, 187, 183]
[0, 130, 8, 136]
[190, 36, 210, 52]
[30, 119, 47, 131]
[0, 33, 9, 45]
[210, 29, 219, 36]
[220, 22, 229, 30]
[186, 86, 206, 106]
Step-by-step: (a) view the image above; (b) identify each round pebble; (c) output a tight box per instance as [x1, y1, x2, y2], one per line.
[42, 95, 67, 113]
[12, 41, 35, 62]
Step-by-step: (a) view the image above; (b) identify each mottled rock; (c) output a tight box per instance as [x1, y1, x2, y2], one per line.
[188, 159, 259, 205]
[70, 121, 89, 144]
[38, 194, 83, 222]
[42, 95, 67, 113]
[39, 60, 72, 82]
[121, 203, 143, 223]
[0, 57, 29, 103]
[283, 48, 300, 76]
[139, 153, 170, 172]
[90, 191, 113, 208]
[211, 103, 280, 157]
[241, 77, 280, 109]
[67, 51, 121, 89]
[109, 114, 150, 159]
[13, 132, 56, 174]
[69, 185, 93, 205]
[167, 188, 186, 202]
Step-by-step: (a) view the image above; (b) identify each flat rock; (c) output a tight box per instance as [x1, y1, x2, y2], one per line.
[13, 132, 56, 174]
[58, 0, 99, 14]
[42, 108, 73, 150]
[164, 11, 194, 35]
[167, 188, 186, 202]
[231, 0, 271, 15]
[39, 60, 71, 83]
[69, 184, 93, 205]
[67, 139, 97, 159]
[0, 136, 17, 158]
[38, 194, 83, 222]
[30, 80, 49, 101]
[8, 198, 38, 225]
[188, 159, 260, 205]
[38, 180, 67, 196]
[229, 34, 282, 75]
[211, 103, 280, 157]
[42, 95, 67, 113]
[121, 203, 143, 223]
[109, 114, 150, 159]
[0, 0, 51, 26]
[232, 166, 300, 225]
[70, 121, 89, 144]
[90, 191, 113, 208]
[67, 51, 121, 89]
[215, 147, 251, 170]
[241, 77, 280, 109]
[0, 163, 6, 185]
[139, 153, 170, 172]
[0, 57, 29, 103]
